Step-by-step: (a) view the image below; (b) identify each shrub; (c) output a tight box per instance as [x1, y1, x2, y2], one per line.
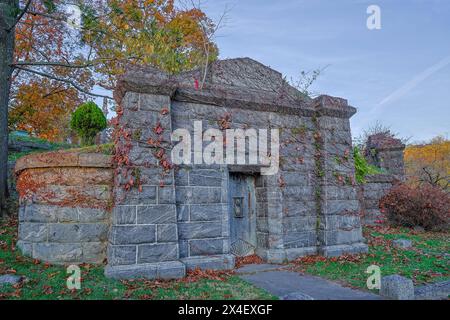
[380, 183, 450, 231]
[70, 102, 107, 146]
[353, 146, 382, 183]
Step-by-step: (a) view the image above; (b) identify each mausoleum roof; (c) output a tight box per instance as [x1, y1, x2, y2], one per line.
[115, 57, 356, 118]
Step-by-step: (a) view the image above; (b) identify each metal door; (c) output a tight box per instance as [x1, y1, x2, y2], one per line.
[229, 173, 257, 256]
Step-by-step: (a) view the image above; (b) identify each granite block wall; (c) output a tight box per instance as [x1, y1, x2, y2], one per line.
[15, 151, 113, 264]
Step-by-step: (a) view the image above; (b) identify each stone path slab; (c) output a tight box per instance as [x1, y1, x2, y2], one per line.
[237, 264, 382, 300]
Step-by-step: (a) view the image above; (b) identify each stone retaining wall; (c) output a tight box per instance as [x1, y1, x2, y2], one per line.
[15, 150, 113, 264]
[358, 174, 396, 225]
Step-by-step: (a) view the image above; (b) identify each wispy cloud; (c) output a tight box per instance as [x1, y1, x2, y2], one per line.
[377, 54, 450, 107]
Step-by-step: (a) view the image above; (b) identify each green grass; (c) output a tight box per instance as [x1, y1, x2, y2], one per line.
[8, 133, 114, 162]
[292, 226, 449, 291]
[0, 217, 275, 300]
[10, 134, 74, 150]
[8, 135, 76, 162]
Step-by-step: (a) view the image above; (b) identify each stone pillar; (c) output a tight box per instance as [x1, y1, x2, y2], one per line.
[256, 174, 285, 263]
[105, 92, 185, 279]
[313, 96, 368, 257]
[365, 133, 405, 178]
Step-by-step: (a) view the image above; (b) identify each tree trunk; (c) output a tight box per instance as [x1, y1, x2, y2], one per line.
[0, 0, 16, 219]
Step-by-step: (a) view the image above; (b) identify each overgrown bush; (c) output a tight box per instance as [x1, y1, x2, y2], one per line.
[353, 146, 382, 183]
[380, 183, 449, 231]
[70, 102, 107, 146]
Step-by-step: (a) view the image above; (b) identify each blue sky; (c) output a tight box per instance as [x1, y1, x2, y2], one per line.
[200, 0, 450, 143]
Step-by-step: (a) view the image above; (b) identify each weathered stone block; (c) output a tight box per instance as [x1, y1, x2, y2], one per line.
[111, 225, 156, 245]
[115, 185, 157, 205]
[381, 275, 414, 300]
[280, 172, 311, 186]
[122, 92, 139, 111]
[257, 248, 287, 264]
[158, 186, 176, 204]
[23, 204, 57, 223]
[140, 167, 174, 185]
[19, 223, 48, 242]
[34, 185, 111, 206]
[319, 243, 368, 257]
[48, 223, 108, 243]
[257, 217, 269, 233]
[139, 93, 170, 112]
[175, 187, 222, 204]
[257, 232, 269, 249]
[107, 245, 137, 265]
[33, 243, 83, 263]
[16, 240, 33, 257]
[78, 208, 109, 223]
[318, 229, 363, 245]
[82, 242, 106, 263]
[321, 215, 361, 231]
[156, 224, 178, 242]
[0, 274, 24, 286]
[256, 201, 268, 217]
[285, 247, 318, 260]
[282, 216, 317, 232]
[392, 239, 413, 249]
[189, 169, 223, 186]
[282, 199, 316, 217]
[23, 204, 84, 223]
[324, 200, 359, 216]
[174, 168, 189, 186]
[138, 243, 178, 263]
[189, 238, 225, 256]
[282, 186, 315, 201]
[178, 222, 222, 240]
[189, 204, 223, 221]
[78, 153, 112, 168]
[283, 231, 317, 248]
[325, 186, 357, 200]
[137, 205, 176, 224]
[156, 261, 186, 279]
[112, 206, 136, 225]
[176, 205, 189, 222]
[256, 188, 268, 202]
[179, 240, 189, 258]
[181, 255, 235, 271]
[105, 263, 156, 279]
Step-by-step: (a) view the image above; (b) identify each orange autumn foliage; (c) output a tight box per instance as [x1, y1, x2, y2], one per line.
[10, 0, 217, 143]
[9, 79, 82, 142]
[10, 1, 93, 142]
[404, 136, 450, 189]
[84, 0, 218, 88]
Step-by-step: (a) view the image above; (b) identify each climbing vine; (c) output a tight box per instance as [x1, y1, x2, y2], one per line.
[353, 146, 382, 183]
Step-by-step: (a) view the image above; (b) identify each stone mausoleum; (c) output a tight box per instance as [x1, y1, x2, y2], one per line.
[16, 58, 369, 279]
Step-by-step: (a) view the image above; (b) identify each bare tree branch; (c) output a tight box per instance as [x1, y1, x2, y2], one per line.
[12, 61, 97, 69]
[6, 0, 33, 32]
[14, 65, 113, 100]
